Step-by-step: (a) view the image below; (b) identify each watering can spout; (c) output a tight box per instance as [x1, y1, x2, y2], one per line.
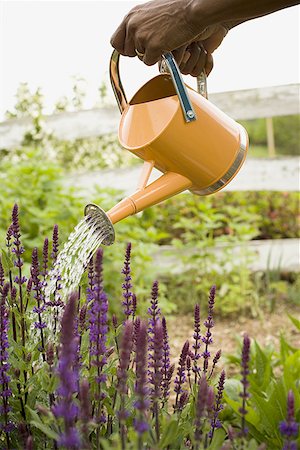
[107, 171, 192, 225]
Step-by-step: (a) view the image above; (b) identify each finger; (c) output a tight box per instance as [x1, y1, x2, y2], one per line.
[202, 26, 228, 53]
[110, 25, 126, 55]
[172, 45, 188, 67]
[205, 53, 214, 76]
[124, 35, 138, 57]
[190, 47, 207, 77]
[180, 43, 201, 75]
[142, 46, 162, 66]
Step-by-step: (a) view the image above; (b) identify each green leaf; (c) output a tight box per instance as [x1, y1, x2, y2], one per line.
[207, 428, 226, 449]
[1, 249, 13, 271]
[288, 314, 300, 331]
[30, 420, 59, 441]
[158, 419, 179, 449]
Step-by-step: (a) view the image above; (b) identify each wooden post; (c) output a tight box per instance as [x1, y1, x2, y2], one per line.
[266, 117, 276, 157]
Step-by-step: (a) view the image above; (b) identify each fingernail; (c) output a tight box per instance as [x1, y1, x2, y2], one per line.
[182, 52, 191, 64]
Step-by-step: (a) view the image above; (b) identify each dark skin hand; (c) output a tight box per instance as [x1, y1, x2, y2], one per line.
[111, 0, 299, 76]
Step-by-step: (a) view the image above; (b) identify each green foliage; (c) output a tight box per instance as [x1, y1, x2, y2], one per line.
[240, 115, 300, 156]
[0, 148, 299, 317]
[224, 318, 300, 449]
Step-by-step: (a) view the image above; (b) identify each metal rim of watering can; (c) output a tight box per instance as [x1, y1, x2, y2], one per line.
[110, 49, 197, 123]
[84, 203, 115, 246]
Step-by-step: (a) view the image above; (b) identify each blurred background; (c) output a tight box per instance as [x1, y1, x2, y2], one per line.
[0, 1, 299, 343]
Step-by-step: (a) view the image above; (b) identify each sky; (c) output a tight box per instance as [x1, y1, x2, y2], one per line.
[0, 1, 299, 119]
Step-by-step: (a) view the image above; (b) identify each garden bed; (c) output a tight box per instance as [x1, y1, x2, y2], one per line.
[168, 303, 300, 372]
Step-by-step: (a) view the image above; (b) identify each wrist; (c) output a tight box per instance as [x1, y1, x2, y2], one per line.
[186, 0, 217, 31]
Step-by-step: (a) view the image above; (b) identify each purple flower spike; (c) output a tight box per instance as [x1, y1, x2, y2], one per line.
[209, 370, 225, 440]
[121, 243, 134, 318]
[194, 376, 209, 444]
[79, 378, 92, 447]
[161, 317, 172, 403]
[132, 293, 137, 318]
[193, 304, 201, 381]
[239, 334, 251, 436]
[6, 224, 13, 249]
[52, 292, 80, 449]
[148, 280, 160, 331]
[134, 321, 149, 435]
[117, 320, 134, 446]
[51, 224, 59, 262]
[150, 320, 164, 441]
[0, 258, 5, 291]
[202, 286, 216, 374]
[174, 340, 189, 411]
[150, 320, 164, 401]
[117, 320, 133, 395]
[89, 250, 108, 370]
[31, 248, 46, 358]
[88, 249, 109, 424]
[0, 283, 13, 440]
[42, 237, 49, 282]
[133, 317, 141, 356]
[11, 204, 25, 258]
[147, 280, 161, 376]
[279, 390, 299, 448]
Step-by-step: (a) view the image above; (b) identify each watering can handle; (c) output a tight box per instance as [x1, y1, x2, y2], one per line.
[110, 50, 205, 123]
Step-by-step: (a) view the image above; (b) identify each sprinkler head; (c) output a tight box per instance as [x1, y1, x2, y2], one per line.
[84, 203, 115, 246]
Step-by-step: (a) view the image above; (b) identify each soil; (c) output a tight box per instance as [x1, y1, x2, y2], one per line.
[167, 303, 300, 373]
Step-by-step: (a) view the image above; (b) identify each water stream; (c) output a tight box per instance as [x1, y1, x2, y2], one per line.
[45, 212, 112, 300]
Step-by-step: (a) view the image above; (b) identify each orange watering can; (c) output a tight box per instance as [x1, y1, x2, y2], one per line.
[85, 50, 248, 245]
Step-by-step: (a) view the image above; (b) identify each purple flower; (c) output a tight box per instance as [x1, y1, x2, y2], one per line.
[194, 376, 209, 444]
[31, 248, 46, 358]
[42, 237, 49, 281]
[79, 378, 92, 447]
[147, 280, 161, 379]
[209, 370, 225, 440]
[0, 258, 4, 292]
[52, 292, 80, 449]
[121, 243, 134, 318]
[134, 320, 149, 435]
[51, 224, 59, 261]
[117, 320, 133, 395]
[202, 286, 216, 373]
[209, 349, 222, 379]
[149, 320, 164, 400]
[132, 293, 137, 318]
[149, 320, 164, 440]
[133, 419, 149, 435]
[86, 258, 94, 303]
[89, 249, 108, 369]
[6, 224, 13, 249]
[11, 204, 25, 260]
[161, 317, 172, 402]
[0, 283, 13, 438]
[239, 334, 251, 436]
[117, 320, 134, 442]
[58, 427, 81, 449]
[46, 343, 54, 366]
[148, 280, 160, 332]
[279, 390, 299, 448]
[78, 304, 87, 335]
[174, 340, 189, 410]
[192, 304, 201, 380]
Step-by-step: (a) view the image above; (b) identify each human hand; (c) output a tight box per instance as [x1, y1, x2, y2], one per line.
[110, 0, 228, 77]
[174, 25, 229, 76]
[110, 0, 215, 66]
